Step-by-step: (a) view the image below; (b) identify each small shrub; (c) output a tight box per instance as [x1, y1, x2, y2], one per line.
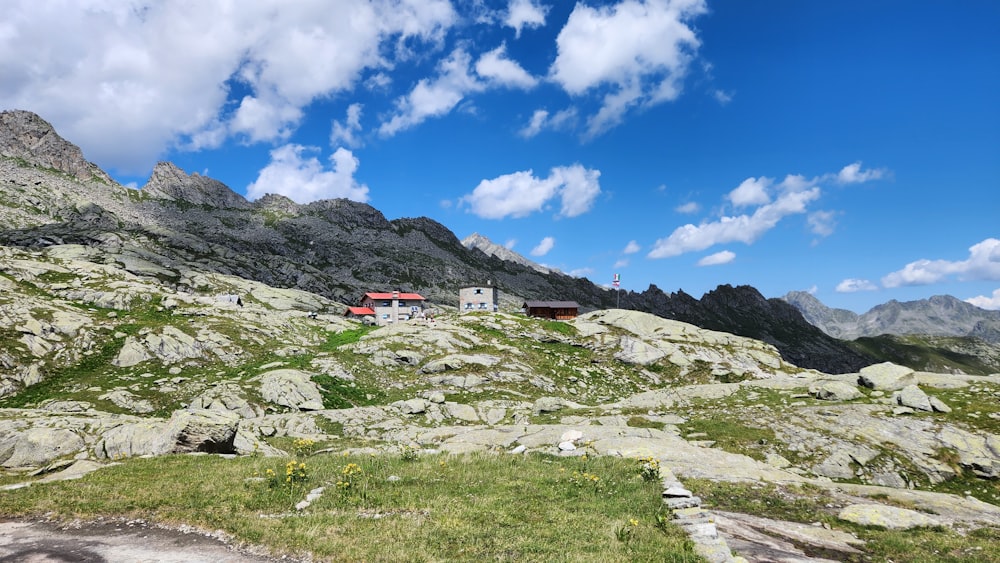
[638, 457, 661, 482]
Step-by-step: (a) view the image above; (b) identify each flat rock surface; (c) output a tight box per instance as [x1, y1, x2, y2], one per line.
[0, 519, 290, 562]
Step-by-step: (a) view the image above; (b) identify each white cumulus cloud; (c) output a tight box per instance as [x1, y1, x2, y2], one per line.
[623, 240, 641, 254]
[379, 48, 484, 137]
[697, 250, 735, 266]
[550, 0, 708, 137]
[330, 103, 364, 148]
[966, 288, 1000, 311]
[530, 236, 555, 257]
[475, 44, 538, 89]
[648, 188, 820, 258]
[246, 144, 369, 204]
[808, 210, 837, 237]
[0, 0, 456, 173]
[518, 107, 578, 138]
[461, 164, 601, 219]
[505, 0, 548, 38]
[728, 177, 772, 208]
[836, 279, 879, 293]
[882, 238, 1000, 288]
[835, 161, 887, 184]
[675, 201, 701, 214]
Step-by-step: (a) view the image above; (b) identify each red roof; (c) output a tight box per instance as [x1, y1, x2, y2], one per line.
[345, 306, 376, 316]
[363, 292, 425, 301]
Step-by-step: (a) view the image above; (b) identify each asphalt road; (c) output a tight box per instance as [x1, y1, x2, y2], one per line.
[0, 519, 288, 563]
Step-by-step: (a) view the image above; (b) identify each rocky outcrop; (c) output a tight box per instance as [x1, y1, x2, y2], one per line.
[621, 285, 875, 374]
[96, 409, 239, 459]
[0, 110, 112, 183]
[858, 362, 917, 390]
[838, 503, 941, 529]
[461, 232, 552, 274]
[142, 161, 250, 209]
[0, 428, 84, 468]
[258, 369, 325, 411]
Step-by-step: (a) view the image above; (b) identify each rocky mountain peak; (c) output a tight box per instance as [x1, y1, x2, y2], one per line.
[0, 109, 112, 184]
[142, 161, 249, 209]
[461, 232, 552, 274]
[784, 292, 1000, 344]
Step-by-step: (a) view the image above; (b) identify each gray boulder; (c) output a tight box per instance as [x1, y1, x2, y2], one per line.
[99, 390, 155, 414]
[188, 384, 263, 419]
[96, 409, 239, 460]
[929, 396, 952, 413]
[533, 397, 565, 414]
[838, 503, 941, 529]
[258, 369, 325, 411]
[613, 335, 666, 366]
[858, 362, 918, 391]
[895, 385, 933, 412]
[811, 380, 862, 401]
[397, 398, 429, 415]
[0, 428, 84, 468]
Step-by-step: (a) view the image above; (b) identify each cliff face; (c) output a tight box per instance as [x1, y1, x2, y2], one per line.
[0, 109, 876, 373]
[0, 110, 112, 184]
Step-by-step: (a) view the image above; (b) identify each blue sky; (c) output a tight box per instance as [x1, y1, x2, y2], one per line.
[2, 0, 998, 312]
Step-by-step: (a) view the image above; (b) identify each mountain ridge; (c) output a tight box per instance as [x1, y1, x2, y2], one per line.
[783, 290, 1000, 344]
[0, 109, 872, 373]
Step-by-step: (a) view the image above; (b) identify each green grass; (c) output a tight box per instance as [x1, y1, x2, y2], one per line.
[849, 335, 1000, 376]
[541, 320, 578, 337]
[0, 453, 701, 562]
[678, 418, 775, 461]
[319, 326, 375, 351]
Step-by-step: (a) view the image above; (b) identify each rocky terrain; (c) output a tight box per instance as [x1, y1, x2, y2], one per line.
[1, 238, 999, 561]
[2, 109, 1000, 561]
[785, 291, 1000, 375]
[0, 109, 876, 374]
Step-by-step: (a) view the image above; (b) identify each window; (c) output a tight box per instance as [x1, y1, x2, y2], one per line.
[464, 303, 473, 310]
[398, 301, 407, 307]
[479, 302, 487, 309]
[381, 301, 390, 307]
[474, 288, 482, 294]
[381, 314, 389, 319]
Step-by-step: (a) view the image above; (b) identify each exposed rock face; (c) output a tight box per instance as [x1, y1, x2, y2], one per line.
[258, 369, 325, 411]
[812, 380, 863, 401]
[95, 409, 239, 459]
[142, 161, 250, 209]
[838, 504, 941, 529]
[0, 112, 884, 374]
[0, 110, 112, 183]
[461, 232, 552, 274]
[620, 285, 874, 374]
[0, 428, 84, 468]
[858, 362, 917, 391]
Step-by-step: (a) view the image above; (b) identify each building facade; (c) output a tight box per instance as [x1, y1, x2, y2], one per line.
[459, 285, 499, 314]
[522, 300, 580, 320]
[359, 291, 426, 326]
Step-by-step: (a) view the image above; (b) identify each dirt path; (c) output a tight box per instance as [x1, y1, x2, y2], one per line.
[0, 519, 292, 563]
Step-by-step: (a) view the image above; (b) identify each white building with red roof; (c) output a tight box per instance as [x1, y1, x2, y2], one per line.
[355, 290, 426, 326]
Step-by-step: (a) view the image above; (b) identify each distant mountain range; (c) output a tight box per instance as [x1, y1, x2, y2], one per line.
[783, 291, 1000, 344]
[0, 109, 877, 374]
